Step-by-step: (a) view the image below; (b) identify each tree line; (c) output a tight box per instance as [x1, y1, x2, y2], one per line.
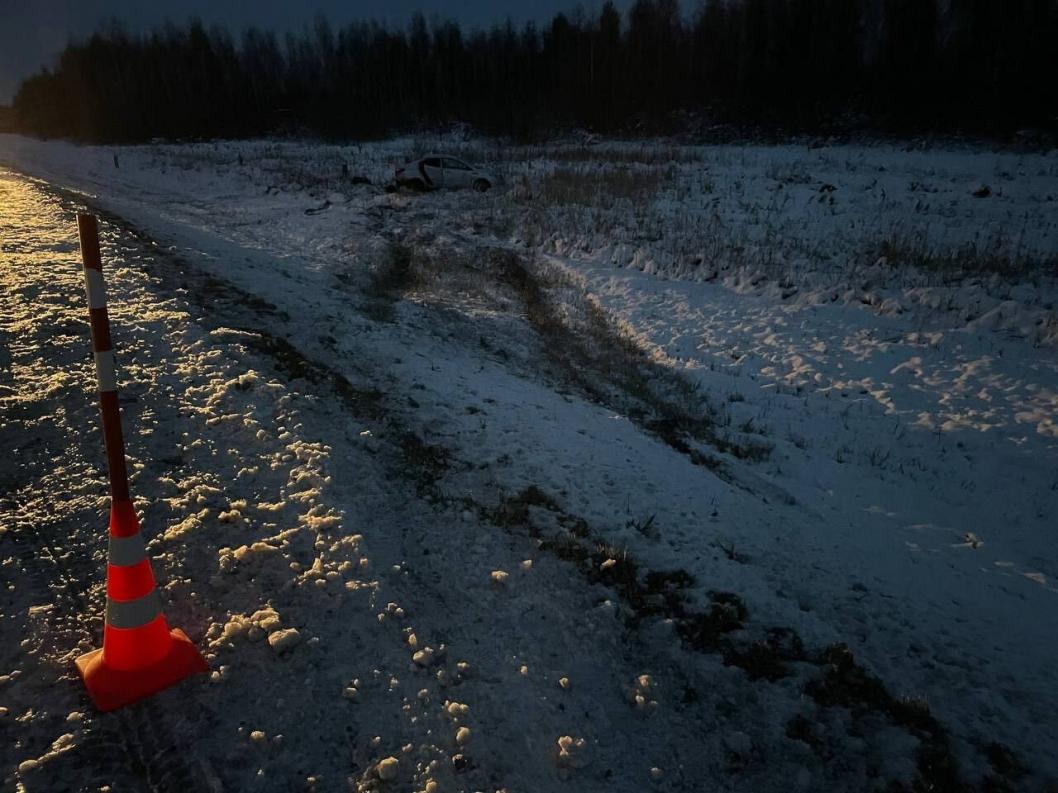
[12, 0, 1058, 142]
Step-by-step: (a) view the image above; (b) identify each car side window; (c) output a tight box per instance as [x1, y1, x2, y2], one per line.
[443, 158, 470, 170]
[423, 157, 441, 168]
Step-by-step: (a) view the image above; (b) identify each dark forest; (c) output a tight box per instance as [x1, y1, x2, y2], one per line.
[11, 0, 1058, 142]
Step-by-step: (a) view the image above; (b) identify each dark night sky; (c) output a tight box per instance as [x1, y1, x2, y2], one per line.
[0, 0, 627, 103]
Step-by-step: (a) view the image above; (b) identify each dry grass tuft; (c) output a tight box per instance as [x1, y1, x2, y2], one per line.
[523, 165, 669, 208]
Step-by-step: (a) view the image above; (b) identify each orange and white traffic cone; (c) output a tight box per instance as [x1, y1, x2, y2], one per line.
[73, 213, 207, 711]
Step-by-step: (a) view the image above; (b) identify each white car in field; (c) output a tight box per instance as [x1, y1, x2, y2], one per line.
[393, 155, 496, 192]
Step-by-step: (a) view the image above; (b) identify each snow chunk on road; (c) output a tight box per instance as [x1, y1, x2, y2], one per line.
[218, 508, 243, 523]
[445, 700, 469, 719]
[556, 735, 587, 769]
[250, 607, 282, 632]
[267, 628, 302, 653]
[209, 606, 286, 649]
[298, 507, 342, 531]
[376, 756, 399, 781]
[412, 647, 435, 667]
[163, 507, 209, 541]
[629, 674, 658, 713]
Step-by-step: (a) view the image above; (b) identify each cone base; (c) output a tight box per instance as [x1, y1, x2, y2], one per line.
[75, 628, 208, 711]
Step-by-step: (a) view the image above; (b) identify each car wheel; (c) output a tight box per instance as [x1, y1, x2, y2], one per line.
[473, 179, 491, 192]
[406, 178, 427, 192]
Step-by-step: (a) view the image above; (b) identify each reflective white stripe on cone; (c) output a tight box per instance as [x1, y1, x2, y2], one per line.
[106, 590, 164, 629]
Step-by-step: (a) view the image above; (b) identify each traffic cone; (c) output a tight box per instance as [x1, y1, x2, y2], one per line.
[73, 213, 207, 711]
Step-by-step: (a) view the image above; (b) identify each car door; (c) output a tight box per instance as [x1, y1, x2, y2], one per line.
[442, 158, 474, 188]
[420, 157, 444, 188]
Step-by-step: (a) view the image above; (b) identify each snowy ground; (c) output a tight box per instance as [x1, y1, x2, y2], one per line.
[1, 133, 1056, 792]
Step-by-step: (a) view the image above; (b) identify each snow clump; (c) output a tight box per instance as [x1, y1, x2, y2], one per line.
[556, 735, 587, 769]
[267, 628, 302, 653]
[376, 756, 399, 781]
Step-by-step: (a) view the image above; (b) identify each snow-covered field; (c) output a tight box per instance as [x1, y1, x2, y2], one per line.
[1, 133, 1056, 792]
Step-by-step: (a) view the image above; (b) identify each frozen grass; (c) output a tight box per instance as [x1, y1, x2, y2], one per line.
[514, 165, 670, 209]
[131, 137, 1058, 313]
[521, 143, 705, 165]
[874, 228, 1058, 281]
